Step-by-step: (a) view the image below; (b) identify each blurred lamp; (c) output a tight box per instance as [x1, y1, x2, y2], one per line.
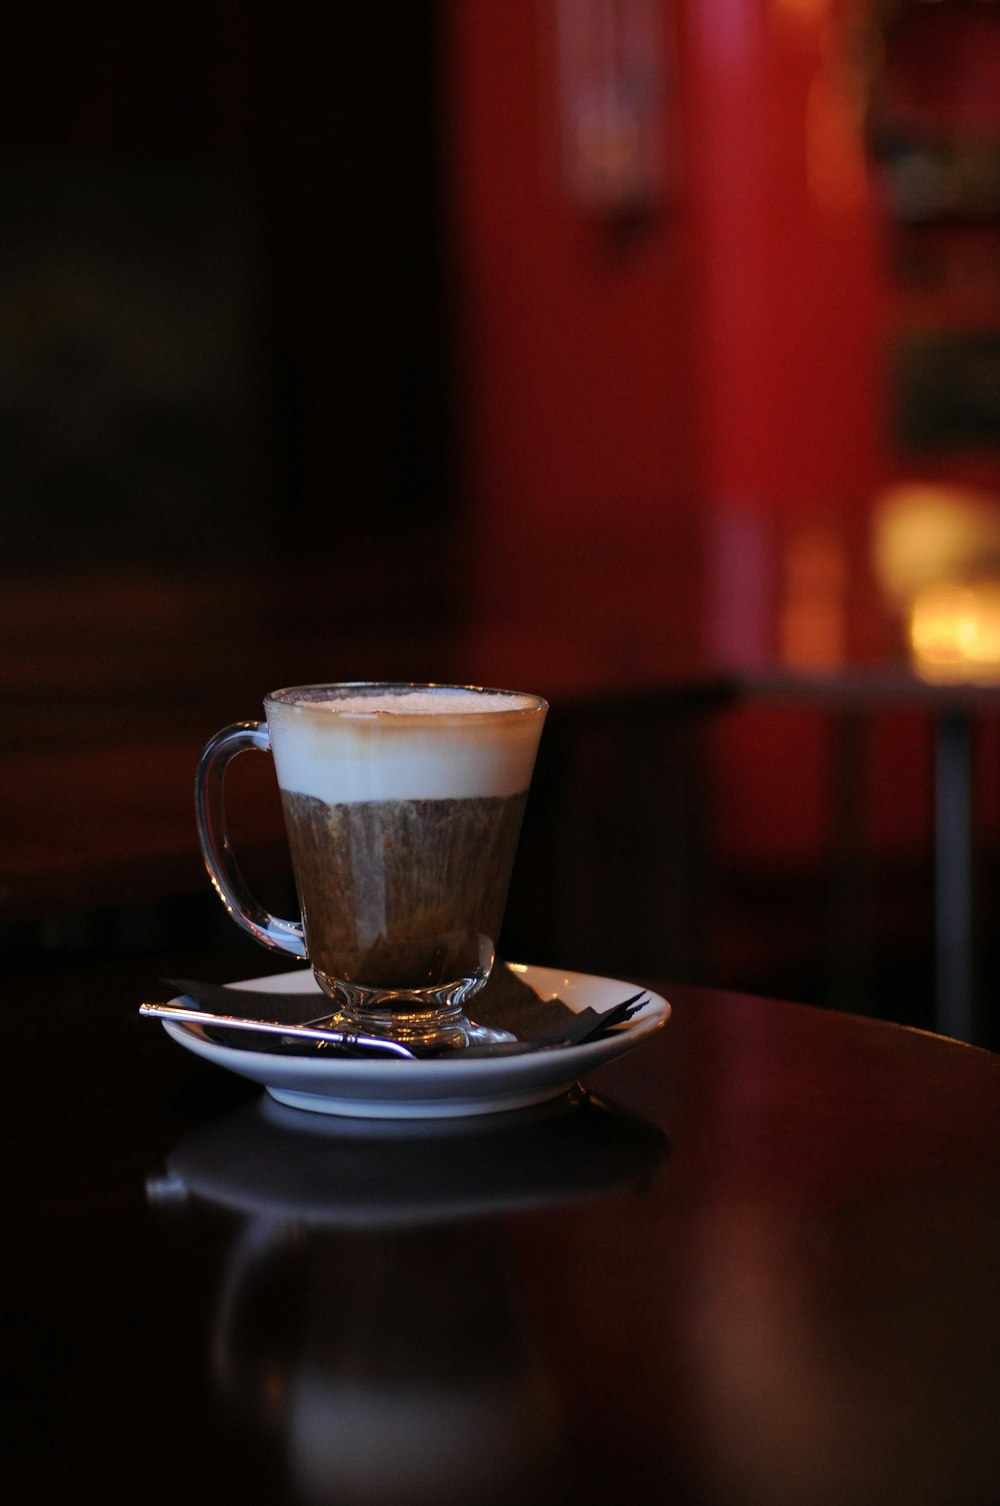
[872, 483, 1000, 682]
[909, 581, 1000, 683]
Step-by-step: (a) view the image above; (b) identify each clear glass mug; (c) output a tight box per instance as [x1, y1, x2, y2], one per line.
[195, 683, 547, 1048]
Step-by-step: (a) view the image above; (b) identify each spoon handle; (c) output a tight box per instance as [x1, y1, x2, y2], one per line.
[139, 1002, 416, 1058]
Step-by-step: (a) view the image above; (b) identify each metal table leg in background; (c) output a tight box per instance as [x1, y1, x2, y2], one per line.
[827, 711, 872, 1012]
[934, 711, 975, 1042]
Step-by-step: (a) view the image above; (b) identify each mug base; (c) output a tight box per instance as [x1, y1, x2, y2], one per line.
[313, 971, 516, 1051]
[323, 1009, 517, 1052]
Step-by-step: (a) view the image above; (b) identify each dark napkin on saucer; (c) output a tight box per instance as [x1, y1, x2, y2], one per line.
[160, 964, 646, 1049]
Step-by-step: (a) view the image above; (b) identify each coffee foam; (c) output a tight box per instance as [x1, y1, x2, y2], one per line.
[265, 688, 546, 803]
[292, 689, 532, 716]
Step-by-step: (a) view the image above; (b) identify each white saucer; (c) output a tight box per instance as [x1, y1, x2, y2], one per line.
[161, 962, 670, 1119]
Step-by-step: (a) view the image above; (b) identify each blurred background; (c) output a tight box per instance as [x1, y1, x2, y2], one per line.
[3, 0, 1000, 1043]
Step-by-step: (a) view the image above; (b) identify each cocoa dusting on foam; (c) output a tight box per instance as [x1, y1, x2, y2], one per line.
[291, 689, 536, 716]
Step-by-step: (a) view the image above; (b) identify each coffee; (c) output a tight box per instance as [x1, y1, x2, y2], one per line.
[264, 685, 546, 1005]
[280, 789, 528, 993]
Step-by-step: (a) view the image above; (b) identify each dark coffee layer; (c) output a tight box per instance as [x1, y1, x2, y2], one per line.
[279, 790, 528, 991]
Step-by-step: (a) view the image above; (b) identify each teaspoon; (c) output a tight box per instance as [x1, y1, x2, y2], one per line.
[139, 1002, 418, 1057]
[139, 1001, 568, 1059]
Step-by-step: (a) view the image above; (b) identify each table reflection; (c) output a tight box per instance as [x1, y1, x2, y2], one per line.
[147, 1091, 668, 1506]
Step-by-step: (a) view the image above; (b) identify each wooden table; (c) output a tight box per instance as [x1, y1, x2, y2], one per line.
[8, 948, 1000, 1506]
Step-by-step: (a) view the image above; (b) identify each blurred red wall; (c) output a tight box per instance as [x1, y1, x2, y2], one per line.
[440, 0, 902, 865]
[440, 0, 705, 689]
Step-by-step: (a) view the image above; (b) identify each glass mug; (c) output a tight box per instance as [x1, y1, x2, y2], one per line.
[195, 683, 547, 1047]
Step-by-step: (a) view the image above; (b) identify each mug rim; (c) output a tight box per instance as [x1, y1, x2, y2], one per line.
[264, 682, 548, 715]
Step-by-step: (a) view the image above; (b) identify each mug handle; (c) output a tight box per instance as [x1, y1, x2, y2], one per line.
[195, 722, 307, 958]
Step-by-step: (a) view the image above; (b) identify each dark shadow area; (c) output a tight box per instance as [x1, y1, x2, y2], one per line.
[0, 3, 456, 599]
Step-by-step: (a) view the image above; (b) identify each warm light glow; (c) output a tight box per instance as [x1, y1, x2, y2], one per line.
[872, 483, 1000, 605]
[873, 483, 1000, 680]
[909, 579, 1000, 682]
[774, 0, 828, 24]
[781, 527, 846, 669]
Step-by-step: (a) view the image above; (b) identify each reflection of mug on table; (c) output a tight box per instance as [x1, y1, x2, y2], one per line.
[196, 683, 547, 1048]
[148, 1093, 669, 1506]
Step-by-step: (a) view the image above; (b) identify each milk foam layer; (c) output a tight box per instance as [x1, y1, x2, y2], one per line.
[265, 686, 546, 803]
[294, 690, 530, 716]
